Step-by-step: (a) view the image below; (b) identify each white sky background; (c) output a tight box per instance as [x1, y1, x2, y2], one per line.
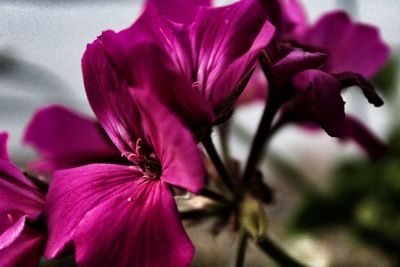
[0, 0, 399, 164]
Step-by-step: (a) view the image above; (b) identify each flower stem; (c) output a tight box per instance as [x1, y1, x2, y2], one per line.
[219, 121, 231, 169]
[256, 236, 308, 267]
[241, 92, 281, 188]
[179, 209, 219, 220]
[233, 226, 248, 267]
[241, 52, 286, 190]
[200, 188, 228, 203]
[202, 135, 235, 191]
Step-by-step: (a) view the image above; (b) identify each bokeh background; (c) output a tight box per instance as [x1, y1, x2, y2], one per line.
[1, 0, 399, 266]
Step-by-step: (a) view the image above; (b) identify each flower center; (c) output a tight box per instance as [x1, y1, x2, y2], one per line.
[122, 139, 162, 179]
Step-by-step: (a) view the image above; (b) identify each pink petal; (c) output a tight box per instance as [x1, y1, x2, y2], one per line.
[292, 70, 345, 137]
[279, 0, 308, 37]
[74, 179, 194, 267]
[133, 90, 205, 193]
[301, 11, 389, 78]
[146, 0, 211, 24]
[0, 133, 10, 161]
[98, 6, 215, 131]
[82, 40, 145, 153]
[237, 66, 268, 105]
[0, 227, 45, 267]
[190, 0, 275, 108]
[44, 164, 143, 257]
[24, 105, 119, 174]
[0, 160, 44, 220]
[343, 116, 387, 159]
[45, 164, 194, 267]
[0, 214, 27, 250]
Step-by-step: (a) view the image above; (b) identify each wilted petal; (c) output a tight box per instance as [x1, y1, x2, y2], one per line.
[134, 91, 205, 193]
[300, 11, 389, 77]
[190, 0, 275, 107]
[0, 160, 44, 220]
[343, 116, 387, 159]
[45, 164, 142, 257]
[74, 179, 193, 267]
[0, 227, 45, 267]
[334, 72, 384, 107]
[24, 105, 119, 174]
[292, 70, 345, 137]
[272, 50, 326, 82]
[146, 0, 210, 24]
[0, 133, 9, 161]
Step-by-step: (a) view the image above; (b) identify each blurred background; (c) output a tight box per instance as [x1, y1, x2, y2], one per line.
[1, 0, 399, 266]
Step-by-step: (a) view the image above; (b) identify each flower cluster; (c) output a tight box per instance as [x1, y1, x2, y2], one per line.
[0, 0, 389, 266]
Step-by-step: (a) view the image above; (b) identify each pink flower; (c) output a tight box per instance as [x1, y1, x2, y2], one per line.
[44, 38, 205, 267]
[0, 132, 46, 267]
[97, 0, 275, 134]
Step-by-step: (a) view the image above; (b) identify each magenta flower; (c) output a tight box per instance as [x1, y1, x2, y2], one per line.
[279, 68, 387, 159]
[237, 0, 389, 158]
[97, 0, 275, 134]
[24, 104, 119, 174]
[0, 132, 46, 267]
[296, 11, 389, 78]
[44, 38, 205, 267]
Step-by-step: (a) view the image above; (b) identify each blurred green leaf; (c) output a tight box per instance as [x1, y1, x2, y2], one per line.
[289, 128, 400, 263]
[372, 55, 398, 97]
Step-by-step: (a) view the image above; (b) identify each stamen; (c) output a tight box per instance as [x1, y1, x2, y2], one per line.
[122, 138, 162, 179]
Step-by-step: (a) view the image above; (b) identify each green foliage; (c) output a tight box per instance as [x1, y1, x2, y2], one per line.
[372, 55, 398, 98]
[289, 130, 400, 262]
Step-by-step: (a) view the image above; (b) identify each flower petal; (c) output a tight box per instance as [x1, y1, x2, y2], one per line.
[237, 66, 268, 105]
[0, 214, 27, 250]
[74, 180, 194, 267]
[292, 70, 345, 137]
[300, 11, 389, 78]
[133, 90, 205, 193]
[0, 133, 10, 161]
[44, 164, 142, 258]
[190, 0, 275, 107]
[100, 5, 215, 131]
[85, 31, 214, 137]
[23, 105, 119, 174]
[279, 0, 308, 37]
[334, 72, 384, 107]
[82, 40, 145, 153]
[0, 160, 44, 220]
[343, 116, 387, 159]
[146, 0, 210, 24]
[0, 227, 45, 267]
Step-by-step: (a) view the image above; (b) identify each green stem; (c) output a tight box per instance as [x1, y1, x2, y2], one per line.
[256, 236, 308, 267]
[202, 134, 235, 191]
[234, 227, 249, 267]
[241, 91, 281, 189]
[241, 53, 284, 191]
[200, 188, 228, 203]
[219, 121, 231, 169]
[179, 209, 218, 220]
